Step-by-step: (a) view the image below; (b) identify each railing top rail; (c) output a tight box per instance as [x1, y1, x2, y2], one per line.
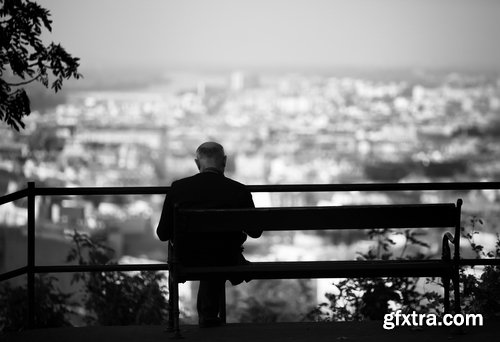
[35, 186, 171, 196]
[3, 181, 500, 201]
[32, 181, 500, 196]
[0, 188, 28, 205]
[247, 182, 500, 192]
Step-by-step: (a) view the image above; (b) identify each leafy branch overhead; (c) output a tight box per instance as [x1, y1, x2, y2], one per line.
[0, 0, 81, 131]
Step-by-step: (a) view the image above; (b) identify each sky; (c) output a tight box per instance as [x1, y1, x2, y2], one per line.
[37, 0, 500, 72]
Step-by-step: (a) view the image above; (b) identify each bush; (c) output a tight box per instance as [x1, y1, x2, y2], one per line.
[0, 275, 73, 332]
[460, 217, 500, 319]
[228, 278, 316, 323]
[307, 228, 444, 321]
[309, 217, 500, 321]
[67, 230, 169, 325]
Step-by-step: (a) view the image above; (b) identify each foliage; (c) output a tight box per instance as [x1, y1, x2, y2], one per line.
[307, 228, 443, 321]
[459, 217, 500, 319]
[0, 0, 81, 130]
[309, 216, 500, 322]
[67, 230, 169, 325]
[228, 278, 316, 323]
[0, 275, 73, 332]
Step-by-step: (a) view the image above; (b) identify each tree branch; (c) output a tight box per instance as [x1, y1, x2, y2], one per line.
[27, 61, 51, 68]
[6, 74, 41, 87]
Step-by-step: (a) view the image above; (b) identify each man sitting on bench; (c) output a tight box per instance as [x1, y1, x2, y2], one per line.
[157, 141, 262, 327]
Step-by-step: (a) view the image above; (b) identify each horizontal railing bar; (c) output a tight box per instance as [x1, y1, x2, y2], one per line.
[33, 182, 500, 197]
[459, 259, 500, 266]
[0, 266, 28, 281]
[0, 188, 28, 205]
[3, 260, 500, 281]
[35, 186, 170, 196]
[30, 260, 500, 273]
[248, 182, 500, 192]
[28, 260, 500, 273]
[34, 263, 168, 273]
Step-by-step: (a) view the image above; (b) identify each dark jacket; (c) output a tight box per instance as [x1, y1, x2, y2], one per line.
[156, 170, 261, 265]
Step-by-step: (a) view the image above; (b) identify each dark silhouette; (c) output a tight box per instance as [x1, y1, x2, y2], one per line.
[1, 0, 81, 131]
[157, 142, 262, 327]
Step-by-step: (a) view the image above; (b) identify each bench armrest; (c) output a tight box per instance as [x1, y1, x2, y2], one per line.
[443, 232, 455, 244]
[442, 232, 455, 260]
[167, 240, 174, 262]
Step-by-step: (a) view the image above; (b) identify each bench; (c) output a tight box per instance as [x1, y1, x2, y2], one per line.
[166, 199, 463, 337]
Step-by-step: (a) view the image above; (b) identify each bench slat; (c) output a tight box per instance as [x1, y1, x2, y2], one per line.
[180, 203, 458, 232]
[179, 260, 452, 281]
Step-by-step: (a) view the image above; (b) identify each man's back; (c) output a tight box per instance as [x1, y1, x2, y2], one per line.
[169, 171, 253, 210]
[157, 170, 256, 265]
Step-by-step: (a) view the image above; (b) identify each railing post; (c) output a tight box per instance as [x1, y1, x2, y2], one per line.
[171, 205, 182, 339]
[166, 241, 174, 332]
[27, 181, 36, 329]
[453, 199, 463, 315]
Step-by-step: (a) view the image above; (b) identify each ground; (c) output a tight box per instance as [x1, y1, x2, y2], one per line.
[2, 320, 498, 342]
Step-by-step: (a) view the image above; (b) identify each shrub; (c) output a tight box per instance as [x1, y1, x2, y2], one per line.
[0, 275, 73, 332]
[459, 217, 500, 319]
[307, 228, 444, 321]
[309, 216, 500, 321]
[67, 230, 169, 325]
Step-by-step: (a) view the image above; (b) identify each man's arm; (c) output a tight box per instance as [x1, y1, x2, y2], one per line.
[242, 190, 262, 238]
[156, 194, 174, 241]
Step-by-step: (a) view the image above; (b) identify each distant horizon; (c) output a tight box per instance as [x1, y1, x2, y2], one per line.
[80, 63, 500, 74]
[63, 64, 499, 91]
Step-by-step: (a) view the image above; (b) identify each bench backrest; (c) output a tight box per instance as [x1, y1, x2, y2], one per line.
[175, 200, 462, 233]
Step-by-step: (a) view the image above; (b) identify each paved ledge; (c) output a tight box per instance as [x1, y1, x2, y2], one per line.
[2, 321, 497, 342]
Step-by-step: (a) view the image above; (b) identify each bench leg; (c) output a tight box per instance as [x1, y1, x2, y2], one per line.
[219, 282, 226, 324]
[171, 272, 183, 339]
[165, 271, 174, 332]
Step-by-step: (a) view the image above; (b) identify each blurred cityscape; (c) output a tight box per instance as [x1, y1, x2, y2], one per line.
[2, 68, 500, 321]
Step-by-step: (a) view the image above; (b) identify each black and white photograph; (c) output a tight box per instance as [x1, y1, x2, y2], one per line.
[1, 0, 500, 341]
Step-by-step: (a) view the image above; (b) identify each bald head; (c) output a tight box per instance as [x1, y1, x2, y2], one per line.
[195, 142, 227, 173]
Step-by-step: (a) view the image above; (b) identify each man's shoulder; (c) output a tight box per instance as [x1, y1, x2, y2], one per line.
[220, 177, 253, 202]
[222, 175, 247, 187]
[216, 174, 250, 192]
[168, 175, 200, 195]
[171, 174, 198, 187]
[172, 173, 249, 192]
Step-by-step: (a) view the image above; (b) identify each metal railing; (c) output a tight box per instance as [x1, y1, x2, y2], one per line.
[1, 181, 500, 328]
